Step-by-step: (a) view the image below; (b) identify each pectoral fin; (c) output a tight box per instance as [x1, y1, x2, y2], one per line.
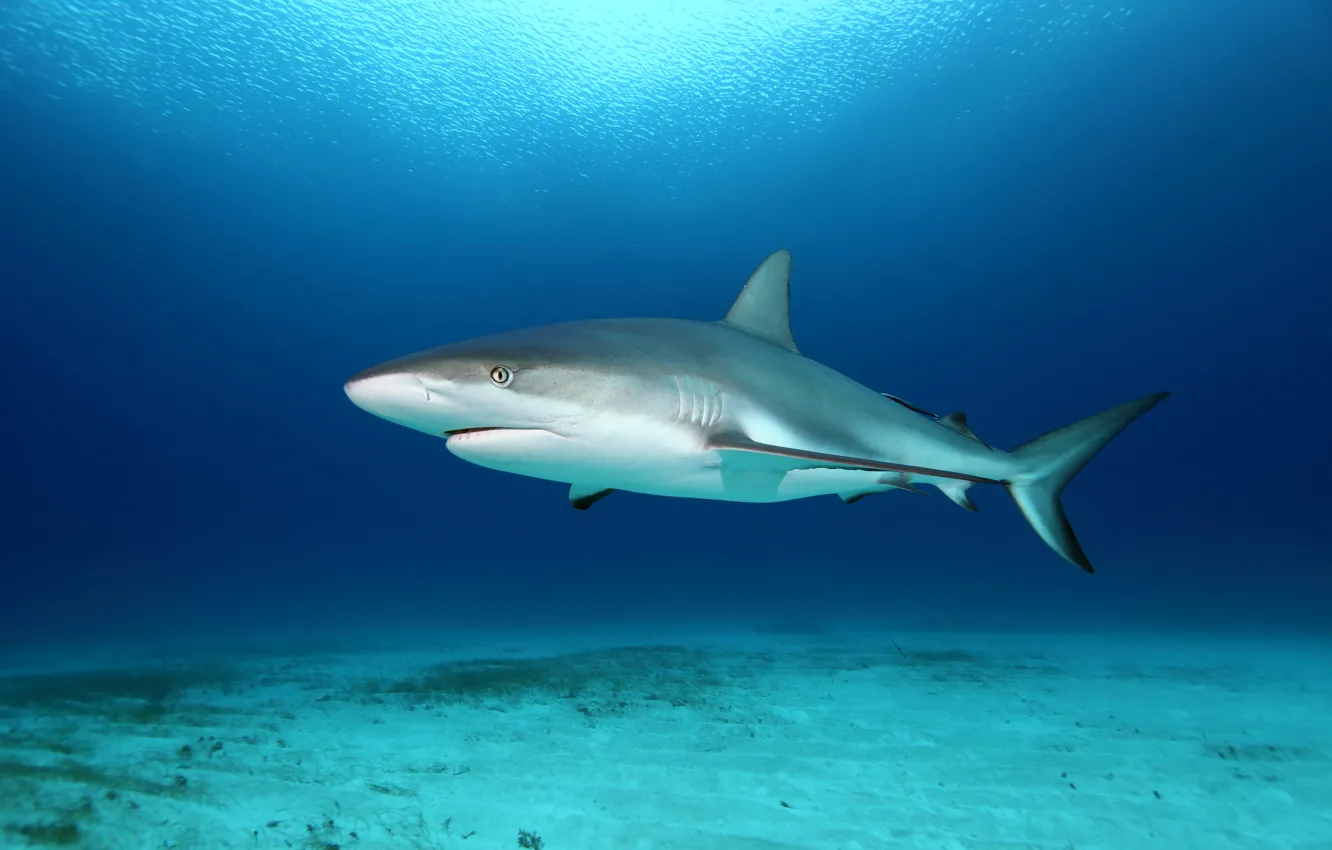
[569, 483, 615, 510]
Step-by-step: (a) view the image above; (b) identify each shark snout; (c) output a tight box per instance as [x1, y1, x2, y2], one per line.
[344, 369, 430, 419]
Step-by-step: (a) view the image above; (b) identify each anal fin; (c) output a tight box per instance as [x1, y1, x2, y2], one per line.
[936, 479, 979, 512]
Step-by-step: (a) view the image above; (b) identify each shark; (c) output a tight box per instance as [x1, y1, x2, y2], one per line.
[345, 250, 1168, 573]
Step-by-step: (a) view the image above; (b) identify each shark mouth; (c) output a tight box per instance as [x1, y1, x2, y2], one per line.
[443, 427, 561, 443]
[442, 427, 509, 438]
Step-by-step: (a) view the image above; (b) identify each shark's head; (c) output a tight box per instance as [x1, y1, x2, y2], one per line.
[345, 328, 587, 440]
[344, 321, 701, 483]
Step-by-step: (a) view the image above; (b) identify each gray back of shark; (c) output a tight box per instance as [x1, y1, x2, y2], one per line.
[345, 250, 1168, 573]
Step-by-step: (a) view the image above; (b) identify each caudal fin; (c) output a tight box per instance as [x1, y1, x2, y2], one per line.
[1007, 392, 1169, 573]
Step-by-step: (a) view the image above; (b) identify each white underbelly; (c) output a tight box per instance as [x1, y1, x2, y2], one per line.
[641, 467, 959, 503]
[445, 424, 705, 492]
[626, 466, 886, 502]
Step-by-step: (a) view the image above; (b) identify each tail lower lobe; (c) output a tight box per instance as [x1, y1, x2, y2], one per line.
[1006, 392, 1170, 573]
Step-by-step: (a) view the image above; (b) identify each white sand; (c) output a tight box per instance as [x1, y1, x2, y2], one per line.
[1, 627, 1329, 849]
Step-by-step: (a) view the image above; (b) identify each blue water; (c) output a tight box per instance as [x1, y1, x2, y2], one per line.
[2, 0, 1329, 647]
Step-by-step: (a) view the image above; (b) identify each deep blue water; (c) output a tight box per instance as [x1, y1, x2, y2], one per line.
[1, 0, 1329, 650]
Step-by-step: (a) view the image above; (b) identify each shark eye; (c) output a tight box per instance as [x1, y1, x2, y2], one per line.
[489, 366, 513, 387]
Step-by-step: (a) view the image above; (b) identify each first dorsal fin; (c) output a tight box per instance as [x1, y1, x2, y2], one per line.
[722, 250, 799, 354]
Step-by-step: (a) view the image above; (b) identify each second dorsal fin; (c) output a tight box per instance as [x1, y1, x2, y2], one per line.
[939, 411, 992, 450]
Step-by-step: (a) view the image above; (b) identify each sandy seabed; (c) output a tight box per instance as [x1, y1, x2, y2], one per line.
[0, 627, 1329, 850]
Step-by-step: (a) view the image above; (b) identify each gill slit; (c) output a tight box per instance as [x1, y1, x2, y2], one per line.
[673, 374, 725, 429]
